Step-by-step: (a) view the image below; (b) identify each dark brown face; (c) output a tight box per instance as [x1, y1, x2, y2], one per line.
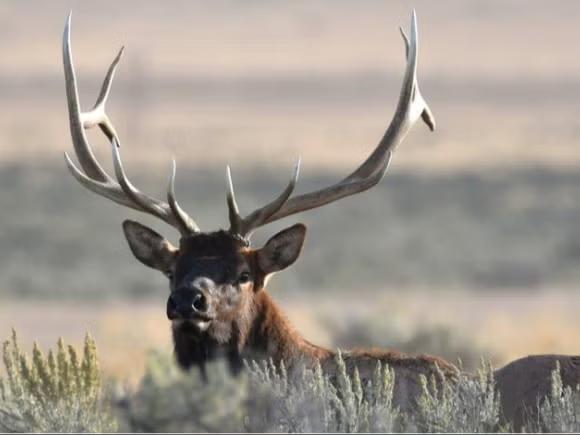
[122, 221, 306, 343]
[167, 232, 255, 341]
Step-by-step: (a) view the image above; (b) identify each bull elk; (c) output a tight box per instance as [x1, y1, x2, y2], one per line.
[62, 11, 580, 428]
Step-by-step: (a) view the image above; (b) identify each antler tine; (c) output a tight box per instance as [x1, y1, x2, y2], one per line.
[226, 10, 434, 237]
[400, 26, 410, 59]
[109, 139, 176, 217]
[226, 160, 300, 238]
[91, 46, 124, 143]
[168, 160, 201, 234]
[63, 13, 199, 236]
[226, 166, 243, 236]
[63, 12, 110, 182]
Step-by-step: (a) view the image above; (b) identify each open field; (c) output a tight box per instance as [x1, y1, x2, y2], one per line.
[1, 164, 580, 298]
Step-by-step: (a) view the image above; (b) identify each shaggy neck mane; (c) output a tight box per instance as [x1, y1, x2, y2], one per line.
[244, 291, 333, 364]
[173, 288, 456, 375]
[173, 289, 333, 372]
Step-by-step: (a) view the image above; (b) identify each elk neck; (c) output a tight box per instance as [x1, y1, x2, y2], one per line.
[172, 289, 334, 372]
[244, 290, 334, 365]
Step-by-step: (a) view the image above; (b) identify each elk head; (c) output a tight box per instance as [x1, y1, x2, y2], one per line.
[63, 11, 434, 368]
[122, 220, 306, 341]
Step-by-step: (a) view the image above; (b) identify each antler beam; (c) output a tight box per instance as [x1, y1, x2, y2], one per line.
[225, 10, 435, 239]
[63, 13, 199, 235]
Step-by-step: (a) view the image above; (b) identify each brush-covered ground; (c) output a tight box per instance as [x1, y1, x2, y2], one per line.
[2, 331, 580, 433]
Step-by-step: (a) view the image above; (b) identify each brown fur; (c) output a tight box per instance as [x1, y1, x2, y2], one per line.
[173, 255, 459, 414]
[494, 354, 580, 429]
[206, 281, 580, 426]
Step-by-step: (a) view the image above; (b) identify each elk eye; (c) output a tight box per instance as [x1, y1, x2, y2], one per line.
[238, 272, 251, 284]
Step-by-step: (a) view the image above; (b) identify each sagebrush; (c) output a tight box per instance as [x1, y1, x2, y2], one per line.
[522, 362, 580, 432]
[0, 330, 115, 432]
[2, 331, 580, 433]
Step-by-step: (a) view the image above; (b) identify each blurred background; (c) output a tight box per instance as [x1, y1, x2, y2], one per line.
[1, 0, 580, 382]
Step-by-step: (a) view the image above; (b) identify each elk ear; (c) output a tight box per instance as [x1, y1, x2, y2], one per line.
[122, 220, 177, 272]
[257, 224, 306, 275]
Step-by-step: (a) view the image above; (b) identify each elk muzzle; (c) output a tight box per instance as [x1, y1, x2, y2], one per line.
[166, 288, 215, 330]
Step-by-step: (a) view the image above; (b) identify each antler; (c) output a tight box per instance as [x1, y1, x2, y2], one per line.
[62, 13, 199, 236]
[64, 10, 433, 241]
[226, 10, 435, 239]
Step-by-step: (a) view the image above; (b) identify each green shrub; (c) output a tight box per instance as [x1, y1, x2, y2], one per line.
[0, 330, 116, 432]
[245, 351, 403, 432]
[413, 361, 507, 433]
[5, 329, 580, 433]
[524, 361, 580, 432]
[118, 352, 511, 433]
[116, 350, 404, 433]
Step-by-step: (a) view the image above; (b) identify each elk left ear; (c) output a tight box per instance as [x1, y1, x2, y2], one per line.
[257, 224, 307, 275]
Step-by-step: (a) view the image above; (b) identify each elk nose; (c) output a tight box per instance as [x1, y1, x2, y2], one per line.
[166, 289, 209, 320]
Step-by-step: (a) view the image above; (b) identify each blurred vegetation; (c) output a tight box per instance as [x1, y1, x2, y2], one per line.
[327, 315, 494, 372]
[116, 352, 248, 432]
[117, 351, 403, 432]
[2, 331, 580, 432]
[1, 164, 580, 300]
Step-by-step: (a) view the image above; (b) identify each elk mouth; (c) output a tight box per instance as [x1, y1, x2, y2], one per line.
[174, 314, 215, 336]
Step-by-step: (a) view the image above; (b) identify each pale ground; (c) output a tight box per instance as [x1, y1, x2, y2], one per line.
[2, 289, 580, 383]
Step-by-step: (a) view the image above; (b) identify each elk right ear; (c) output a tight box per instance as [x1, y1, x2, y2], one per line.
[122, 220, 177, 272]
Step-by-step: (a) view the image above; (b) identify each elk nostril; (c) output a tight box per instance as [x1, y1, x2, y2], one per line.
[192, 292, 208, 313]
[166, 295, 178, 320]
